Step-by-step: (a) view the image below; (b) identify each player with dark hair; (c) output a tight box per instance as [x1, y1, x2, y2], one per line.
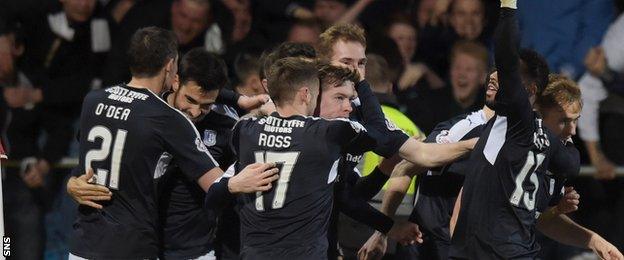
[67, 27, 277, 260]
[448, 2, 618, 259]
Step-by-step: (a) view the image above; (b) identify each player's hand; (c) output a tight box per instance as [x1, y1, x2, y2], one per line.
[556, 186, 580, 214]
[358, 231, 387, 260]
[387, 221, 423, 246]
[258, 99, 276, 116]
[238, 94, 270, 111]
[66, 169, 112, 209]
[228, 162, 279, 193]
[589, 233, 624, 260]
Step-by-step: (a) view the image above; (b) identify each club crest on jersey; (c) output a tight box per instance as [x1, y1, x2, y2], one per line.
[436, 130, 452, 144]
[195, 137, 209, 153]
[203, 130, 217, 147]
[385, 119, 400, 131]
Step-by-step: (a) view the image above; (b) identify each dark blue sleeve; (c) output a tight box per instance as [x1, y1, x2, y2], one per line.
[354, 80, 408, 157]
[204, 177, 235, 211]
[335, 173, 394, 234]
[353, 167, 389, 201]
[493, 8, 534, 138]
[216, 89, 241, 110]
[328, 119, 377, 155]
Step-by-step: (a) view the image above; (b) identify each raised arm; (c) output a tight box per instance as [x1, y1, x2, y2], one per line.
[493, 1, 533, 127]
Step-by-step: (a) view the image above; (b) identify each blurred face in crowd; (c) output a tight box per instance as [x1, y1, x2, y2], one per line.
[319, 80, 356, 119]
[451, 53, 486, 106]
[60, 0, 97, 23]
[315, 0, 347, 26]
[450, 0, 485, 40]
[388, 22, 417, 64]
[288, 24, 320, 47]
[541, 101, 581, 141]
[172, 81, 218, 122]
[0, 34, 23, 84]
[330, 40, 367, 78]
[171, 0, 210, 45]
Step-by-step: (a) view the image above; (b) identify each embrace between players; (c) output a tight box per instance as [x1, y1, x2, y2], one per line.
[66, 0, 623, 259]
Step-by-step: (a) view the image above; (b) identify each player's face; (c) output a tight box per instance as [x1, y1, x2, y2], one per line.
[388, 23, 417, 63]
[171, 0, 209, 45]
[331, 40, 367, 78]
[60, 0, 96, 23]
[485, 71, 498, 105]
[319, 81, 356, 119]
[450, 0, 484, 40]
[541, 102, 581, 141]
[451, 53, 486, 104]
[173, 81, 218, 122]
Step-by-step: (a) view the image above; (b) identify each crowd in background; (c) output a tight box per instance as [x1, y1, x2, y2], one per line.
[1, 0, 624, 259]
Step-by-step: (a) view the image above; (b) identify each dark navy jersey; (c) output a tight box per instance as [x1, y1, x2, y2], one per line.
[70, 85, 218, 259]
[450, 9, 580, 259]
[409, 110, 487, 252]
[158, 102, 239, 259]
[232, 112, 376, 258]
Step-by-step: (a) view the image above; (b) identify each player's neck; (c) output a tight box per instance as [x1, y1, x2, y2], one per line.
[483, 105, 495, 120]
[127, 76, 166, 95]
[275, 103, 308, 118]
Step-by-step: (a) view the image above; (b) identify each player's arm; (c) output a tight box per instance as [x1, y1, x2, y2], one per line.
[162, 114, 277, 193]
[382, 160, 427, 217]
[450, 187, 463, 237]
[216, 88, 269, 112]
[397, 137, 476, 168]
[537, 213, 624, 260]
[354, 80, 410, 158]
[352, 155, 402, 200]
[493, 0, 534, 128]
[336, 171, 423, 245]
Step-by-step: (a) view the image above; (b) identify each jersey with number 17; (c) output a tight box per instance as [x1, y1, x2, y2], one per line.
[232, 112, 376, 255]
[70, 85, 218, 260]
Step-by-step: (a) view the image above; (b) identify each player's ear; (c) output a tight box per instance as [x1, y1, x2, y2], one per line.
[261, 78, 269, 94]
[172, 74, 180, 92]
[528, 83, 538, 96]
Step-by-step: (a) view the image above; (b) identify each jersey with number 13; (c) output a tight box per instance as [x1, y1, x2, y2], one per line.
[70, 85, 218, 259]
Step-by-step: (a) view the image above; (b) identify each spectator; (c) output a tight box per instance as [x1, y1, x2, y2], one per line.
[102, 0, 220, 85]
[2, 0, 110, 256]
[233, 51, 265, 97]
[414, 0, 492, 79]
[401, 40, 488, 134]
[576, 11, 624, 251]
[287, 19, 321, 47]
[314, 0, 349, 28]
[518, 0, 614, 79]
[385, 15, 445, 91]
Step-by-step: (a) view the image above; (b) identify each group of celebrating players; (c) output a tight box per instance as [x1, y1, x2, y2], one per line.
[64, 0, 623, 259]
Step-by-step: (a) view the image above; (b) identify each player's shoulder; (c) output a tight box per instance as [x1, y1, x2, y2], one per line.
[318, 117, 366, 133]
